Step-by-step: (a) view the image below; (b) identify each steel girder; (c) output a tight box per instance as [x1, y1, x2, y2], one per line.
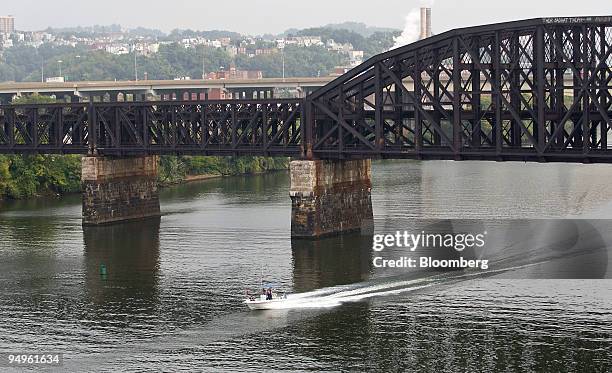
[0, 99, 303, 156]
[305, 16, 612, 162]
[0, 103, 89, 154]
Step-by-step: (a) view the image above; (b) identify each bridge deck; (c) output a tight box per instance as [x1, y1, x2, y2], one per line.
[0, 77, 333, 93]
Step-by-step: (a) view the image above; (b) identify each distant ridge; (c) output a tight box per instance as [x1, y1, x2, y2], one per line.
[322, 22, 399, 37]
[283, 22, 399, 38]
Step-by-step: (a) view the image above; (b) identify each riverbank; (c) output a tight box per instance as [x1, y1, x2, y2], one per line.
[159, 168, 287, 188]
[0, 154, 289, 202]
[184, 174, 224, 182]
[159, 173, 224, 187]
[183, 169, 287, 183]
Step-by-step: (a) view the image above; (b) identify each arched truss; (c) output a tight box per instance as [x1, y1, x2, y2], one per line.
[306, 17, 612, 162]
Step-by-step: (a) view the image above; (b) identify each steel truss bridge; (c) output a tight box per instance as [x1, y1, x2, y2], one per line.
[0, 17, 611, 162]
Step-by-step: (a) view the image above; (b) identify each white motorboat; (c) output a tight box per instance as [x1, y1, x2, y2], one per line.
[245, 290, 288, 310]
[245, 272, 290, 310]
[245, 296, 287, 310]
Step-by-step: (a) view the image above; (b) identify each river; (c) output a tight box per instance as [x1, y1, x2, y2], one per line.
[0, 160, 611, 372]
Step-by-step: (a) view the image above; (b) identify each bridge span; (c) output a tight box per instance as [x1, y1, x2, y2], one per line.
[1, 16, 611, 237]
[0, 77, 333, 103]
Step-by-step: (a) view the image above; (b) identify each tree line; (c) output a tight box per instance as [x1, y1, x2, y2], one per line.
[0, 154, 289, 201]
[0, 28, 398, 83]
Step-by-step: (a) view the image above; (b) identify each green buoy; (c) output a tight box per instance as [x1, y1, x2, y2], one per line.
[99, 263, 108, 276]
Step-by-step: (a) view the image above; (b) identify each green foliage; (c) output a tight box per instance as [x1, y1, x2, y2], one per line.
[0, 27, 399, 83]
[0, 153, 287, 201]
[0, 44, 89, 82]
[367, 31, 401, 54]
[157, 44, 232, 79]
[158, 156, 187, 184]
[182, 156, 229, 175]
[292, 27, 400, 58]
[158, 156, 289, 184]
[166, 29, 243, 41]
[236, 45, 345, 78]
[0, 91, 84, 200]
[0, 155, 82, 200]
[7, 44, 234, 82]
[294, 27, 365, 48]
[11, 94, 57, 104]
[322, 22, 399, 37]
[0, 155, 15, 198]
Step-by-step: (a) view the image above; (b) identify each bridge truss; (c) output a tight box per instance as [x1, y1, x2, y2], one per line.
[0, 99, 303, 156]
[307, 16, 612, 162]
[0, 17, 611, 162]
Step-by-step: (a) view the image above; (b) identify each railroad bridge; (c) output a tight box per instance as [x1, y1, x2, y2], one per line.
[0, 17, 611, 237]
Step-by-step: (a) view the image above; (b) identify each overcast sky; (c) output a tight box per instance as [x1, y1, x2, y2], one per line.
[5, 0, 611, 35]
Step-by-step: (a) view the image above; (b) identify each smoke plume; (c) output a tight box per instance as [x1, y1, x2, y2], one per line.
[392, 0, 434, 49]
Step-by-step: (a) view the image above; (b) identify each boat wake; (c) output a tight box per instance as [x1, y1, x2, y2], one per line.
[255, 261, 546, 310]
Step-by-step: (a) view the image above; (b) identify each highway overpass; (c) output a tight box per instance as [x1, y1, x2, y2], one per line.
[0, 77, 336, 103]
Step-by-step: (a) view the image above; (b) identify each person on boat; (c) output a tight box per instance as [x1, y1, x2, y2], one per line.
[266, 288, 273, 300]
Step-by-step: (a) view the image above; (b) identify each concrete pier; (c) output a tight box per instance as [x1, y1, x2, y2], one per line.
[290, 159, 374, 238]
[82, 156, 160, 225]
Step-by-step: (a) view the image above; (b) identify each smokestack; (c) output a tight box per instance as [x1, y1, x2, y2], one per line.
[419, 7, 432, 40]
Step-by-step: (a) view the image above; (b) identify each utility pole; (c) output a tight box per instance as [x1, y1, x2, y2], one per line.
[41, 57, 44, 82]
[134, 48, 139, 81]
[281, 47, 285, 81]
[202, 50, 206, 79]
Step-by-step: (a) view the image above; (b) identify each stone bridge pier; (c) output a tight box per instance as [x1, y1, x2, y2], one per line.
[81, 155, 161, 225]
[80, 155, 373, 238]
[290, 159, 374, 238]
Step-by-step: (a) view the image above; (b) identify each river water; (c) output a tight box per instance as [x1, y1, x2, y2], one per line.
[0, 160, 611, 372]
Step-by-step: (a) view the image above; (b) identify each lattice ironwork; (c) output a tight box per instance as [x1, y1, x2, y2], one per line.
[306, 16, 612, 162]
[0, 17, 611, 163]
[0, 99, 303, 156]
[0, 104, 89, 153]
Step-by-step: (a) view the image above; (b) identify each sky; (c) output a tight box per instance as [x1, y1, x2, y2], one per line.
[3, 0, 611, 35]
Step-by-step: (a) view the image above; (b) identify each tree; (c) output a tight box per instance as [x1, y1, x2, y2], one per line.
[235, 45, 345, 78]
[12, 94, 57, 104]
